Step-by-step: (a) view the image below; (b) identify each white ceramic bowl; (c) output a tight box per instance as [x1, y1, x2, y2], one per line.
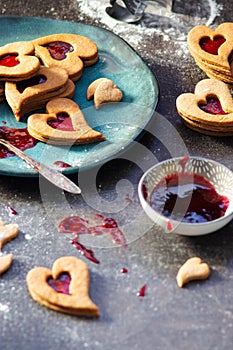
[138, 156, 233, 236]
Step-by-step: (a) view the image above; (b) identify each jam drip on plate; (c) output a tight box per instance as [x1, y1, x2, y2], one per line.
[47, 272, 71, 295]
[0, 126, 37, 158]
[44, 41, 74, 60]
[199, 36, 226, 55]
[150, 172, 229, 223]
[199, 96, 228, 115]
[17, 74, 47, 93]
[0, 54, 19, 67]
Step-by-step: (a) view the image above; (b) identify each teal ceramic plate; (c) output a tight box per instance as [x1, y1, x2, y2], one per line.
[0, 16, 159, 176]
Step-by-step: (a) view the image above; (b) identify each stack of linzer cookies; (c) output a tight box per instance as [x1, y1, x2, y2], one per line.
[176, 22, 233, 136]
[0, 33, 123, 145]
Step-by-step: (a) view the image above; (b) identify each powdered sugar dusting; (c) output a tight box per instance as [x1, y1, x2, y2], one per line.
[77, 0, 222, 67]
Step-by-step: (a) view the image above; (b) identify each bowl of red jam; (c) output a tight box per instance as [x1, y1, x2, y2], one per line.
[138, 156, 233, 236]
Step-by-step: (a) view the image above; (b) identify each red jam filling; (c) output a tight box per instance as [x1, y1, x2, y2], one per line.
[0, 126, 37, 158]
[16, 74, 47, 93]
[58, 215, 127, 264]
[199, 96, 228, 115]
[54, 160, 72, 168]
[47, 272, 71, 295]
[150, 172, 229, 223]
[0, 54, 19, 67]
[44, 41, 74, 60]
[199, 36, 226, 55]
[48, 112, 75, 131]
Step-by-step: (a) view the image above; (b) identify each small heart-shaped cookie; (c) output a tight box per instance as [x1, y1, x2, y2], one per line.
[0, 220, 19, 250]
[27, 97, 105, 145]
[176, 257, 210, 288]
[26, 256, 99, 317]
[176, 78, 233, 135]
[33, 34, 98, 81]
[0, 253, 13, 275]
[87, 78, 123, 109]
[0, 41, 40, 81]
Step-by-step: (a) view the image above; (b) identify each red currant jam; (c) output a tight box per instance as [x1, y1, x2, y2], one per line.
[199, 36, 226, 55]
[0, 54, 19, 67]
[44, 41, 74, 60]
[17, 74, 47, 93]
[47, 272, 71, 295]
[48, 112, 74, 131]
[150, 173, 229, 223]
[0, 126, 37, 158]
[199, 96, 227, 115]
[137, 284, 147, 297]
[54, 160, 72, 168]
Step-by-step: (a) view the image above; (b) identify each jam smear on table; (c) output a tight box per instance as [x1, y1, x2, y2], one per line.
[137, 284, 147, 297]
[58, 215, 127, 264]
[48, 112, 75, 131]
[0, 54, 20, 67]
[7, 206, 17, 216]
[199, 36, 226, 55]
[150, 172, 229, 223]
[47, 272, 71, 295]
[0, 126, 38, 158]
[44, 41, 74, 60]
[199, 96, 228, 115]
[17, 74, 47, 93]
[121, 267, 128, 274]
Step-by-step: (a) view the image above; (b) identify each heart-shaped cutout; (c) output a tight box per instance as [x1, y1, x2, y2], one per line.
[33, 34, 98, 81]
[26, 256, 99, 316]
[199, 35, 226, 55]
[87, 78, 123, 109]
[47, 272, 71, 295]
[0, 41, 40, 81]
[198, 96, 228, 115]
[176, 257, 210, 288]
[27, 97, 105, 145]
[176, 78, 233, 135]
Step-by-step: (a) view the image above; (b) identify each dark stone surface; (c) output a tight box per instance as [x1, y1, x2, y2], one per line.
[0, 1, 233, 350]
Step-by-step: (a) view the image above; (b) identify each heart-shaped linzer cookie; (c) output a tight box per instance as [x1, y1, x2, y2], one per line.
[87, 78, 123, 109]
[0, 41, 40, 81]
[176, 257, 210, 288]
[26, 256, 99, 317]
[33, 34, 98, 81]
[27, 97, 105, 145]
[188, 22, 233, 71]
[5, 66, 73, 121]
[176, 78, 233, 132]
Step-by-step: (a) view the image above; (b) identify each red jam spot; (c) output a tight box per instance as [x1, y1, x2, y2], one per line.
[125, 194, 132, 203]
[58, 215, 127, 264]
[0, 54, 19, 67]
[45, 41, 74, 60]
[17, 74, 47, 93]
[48, 112, 74, 131]
[47, 272, 71, 295]
[199, 36, 226, 55]
[150, 172, 229, 223]
[54, 160, 72, 168]
[7, 206, 17, 216]
[178, 156, 189, 173]
[0, 126, 37, 158]
[166, 219, 173, 231]
[137, 284, 147, 297]
[199, 96, 228, 115]
[121, 267, 128, 274]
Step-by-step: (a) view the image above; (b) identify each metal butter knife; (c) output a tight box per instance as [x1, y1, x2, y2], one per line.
[0, 138, 81, 194]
